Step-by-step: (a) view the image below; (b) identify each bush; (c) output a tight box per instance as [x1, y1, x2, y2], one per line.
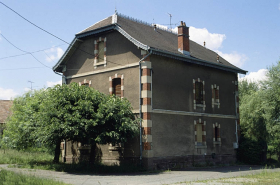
[237, 135, 267, 165]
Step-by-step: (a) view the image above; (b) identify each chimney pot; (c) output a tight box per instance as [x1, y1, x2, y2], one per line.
[181, 21, 183, 26]
[204, 41, 206, 47]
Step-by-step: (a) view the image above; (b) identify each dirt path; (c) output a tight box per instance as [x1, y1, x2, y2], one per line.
[1, 164, 279, 185]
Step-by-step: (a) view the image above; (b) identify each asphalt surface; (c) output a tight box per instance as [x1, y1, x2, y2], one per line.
[1, 164, 280, 185]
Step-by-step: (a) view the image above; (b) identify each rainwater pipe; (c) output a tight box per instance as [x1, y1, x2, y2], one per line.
[139, 49, 152, 164]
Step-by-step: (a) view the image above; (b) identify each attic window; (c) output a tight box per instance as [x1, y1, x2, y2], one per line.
[94, 37, 107, 69]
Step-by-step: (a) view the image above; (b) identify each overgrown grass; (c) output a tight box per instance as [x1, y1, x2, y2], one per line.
[0, 149, 53, 165]
[0, 149, 146, 174]
[0, 169, 70, 185]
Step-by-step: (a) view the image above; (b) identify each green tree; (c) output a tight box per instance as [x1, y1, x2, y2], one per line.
[3, 90, 47, 150]
[262, 61, 280, 160]
[3, 83, 138, 164]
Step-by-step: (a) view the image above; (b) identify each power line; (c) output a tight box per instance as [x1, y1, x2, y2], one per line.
[0, 2, 123, 67]
[0, 33, 52, 69]
[0, 44, 65, 60]
[0, 67, 44, 71]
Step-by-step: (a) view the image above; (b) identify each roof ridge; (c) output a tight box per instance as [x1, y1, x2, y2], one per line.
[116, 13, 177, 35]
[76, 15, 113, 34]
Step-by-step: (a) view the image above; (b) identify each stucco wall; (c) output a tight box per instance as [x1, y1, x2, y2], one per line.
[64, 31, 142, 77]
[151, 55, 237, 115]
[150, 55, 238, 158]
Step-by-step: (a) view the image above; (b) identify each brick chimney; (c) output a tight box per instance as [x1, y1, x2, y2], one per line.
[178, 21, 190, 56]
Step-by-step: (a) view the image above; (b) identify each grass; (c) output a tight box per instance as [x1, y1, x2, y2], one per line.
[0, 169, 70, 185]
[184, 168, 280, 185]
[0, 149, 146, 174]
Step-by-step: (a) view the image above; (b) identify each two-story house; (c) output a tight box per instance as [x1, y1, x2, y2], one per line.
[53, 13, 247, 169]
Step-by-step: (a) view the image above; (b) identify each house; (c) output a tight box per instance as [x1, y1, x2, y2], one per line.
[0, 100, 13, 136]
[53, 13, 247, 169]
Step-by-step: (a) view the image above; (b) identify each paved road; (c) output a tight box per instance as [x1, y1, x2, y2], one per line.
[1, 164, 280, 185]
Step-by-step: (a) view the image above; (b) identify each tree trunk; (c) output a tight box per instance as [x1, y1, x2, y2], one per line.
[53, 140, 61, 163]
[89, 141, 96, 164]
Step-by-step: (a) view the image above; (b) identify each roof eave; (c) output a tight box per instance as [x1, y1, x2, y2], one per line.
[151, 49, 247, 74]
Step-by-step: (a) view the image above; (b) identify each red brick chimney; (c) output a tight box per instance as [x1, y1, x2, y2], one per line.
[178, 21, 190, 55]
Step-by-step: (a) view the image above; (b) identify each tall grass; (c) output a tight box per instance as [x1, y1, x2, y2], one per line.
[0, 169, 70, 185]
[0, 149, 145, 174]
[0, 149, 53, 165]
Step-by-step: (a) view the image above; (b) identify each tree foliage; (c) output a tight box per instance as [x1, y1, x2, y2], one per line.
[2, 83, 139, 163]
[239, 61, 280, 163]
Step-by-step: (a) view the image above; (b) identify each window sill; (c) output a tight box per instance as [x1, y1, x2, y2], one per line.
[195, 145, 207, 149]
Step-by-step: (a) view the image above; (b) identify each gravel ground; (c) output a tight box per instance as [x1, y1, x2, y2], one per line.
[1, 164, 279, 185]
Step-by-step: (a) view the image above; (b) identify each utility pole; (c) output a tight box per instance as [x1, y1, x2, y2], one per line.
[28, 81, 34, 91]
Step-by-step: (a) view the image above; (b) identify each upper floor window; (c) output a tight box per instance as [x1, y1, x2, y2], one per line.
[113, 78, 121, 97]
[193, 78, 206, 110]
[98, 41, 104, 62]
[211, 84, 220, 108]
[195, 81, 203, 104]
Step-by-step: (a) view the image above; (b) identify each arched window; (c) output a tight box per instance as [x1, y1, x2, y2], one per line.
[113, 78, 121, 97]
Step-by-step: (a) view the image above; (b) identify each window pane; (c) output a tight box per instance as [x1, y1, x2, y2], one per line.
[195, 82, 203, 104]
[196, 124, 202, 142]
[98, 42, 104, 62]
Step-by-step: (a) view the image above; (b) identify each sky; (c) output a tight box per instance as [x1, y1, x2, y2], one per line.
[0, 0, 280, 100]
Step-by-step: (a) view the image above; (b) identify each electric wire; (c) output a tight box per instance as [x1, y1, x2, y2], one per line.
[0, 44, 65, 60]
[0, 2, 123, 67]
[0, 33, 52, 69]
[0, 67, 44, 71]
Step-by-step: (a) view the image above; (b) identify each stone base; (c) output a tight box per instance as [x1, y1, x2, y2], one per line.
[152, 154, 236, 170]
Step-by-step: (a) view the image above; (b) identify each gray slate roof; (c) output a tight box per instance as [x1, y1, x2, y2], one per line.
[56, 14, 246, 74]
[0, 100, 12, 123]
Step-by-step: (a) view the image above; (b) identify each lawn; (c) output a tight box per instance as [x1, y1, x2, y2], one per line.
[185, 169, 280, 185]
[0, 169, 70, 185]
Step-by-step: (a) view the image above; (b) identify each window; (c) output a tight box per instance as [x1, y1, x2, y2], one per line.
[213, 123, 221, 146]
[79, 79, 91, 87]
[211, 84, 220, 108]
[94, 37, 107, 68]
[193, 78, 206, 110]
[113, 78, 121, 97]
[195, 81, 203, 104]
[109, 74, 124, 98]
[97, 41, 104, 62]
[194, 119, 207, 149]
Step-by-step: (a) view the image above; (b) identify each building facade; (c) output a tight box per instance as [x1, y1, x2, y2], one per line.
[53, 13, 246, 169]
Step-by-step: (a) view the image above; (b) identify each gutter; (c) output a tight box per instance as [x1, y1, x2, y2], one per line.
[139, 49, 152, 163]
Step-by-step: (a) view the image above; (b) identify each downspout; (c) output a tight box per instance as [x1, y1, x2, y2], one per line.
[234, 82, 239, 148]
[139, 49, 152, 163]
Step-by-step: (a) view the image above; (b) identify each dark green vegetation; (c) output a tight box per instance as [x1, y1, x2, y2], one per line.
[0, 83, 139, 164]
[0, 169, 69, 185]
[238, 61, 280, 165]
